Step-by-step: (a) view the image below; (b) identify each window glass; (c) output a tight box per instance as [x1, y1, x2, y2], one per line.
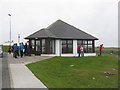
[88, 45, 92, 53]
[68, 45, 73, 53]
[88, 41, 92, 44]
[62, 40, 67, 45]
[77, 40, 93, 53]
[88, 45, 92, 48]
[84, 45, 87, 48]
[68, 45, 72, 48]
[42, 39, 45, 53]
[67, 40, 72, 44]
[83, 40, 87, 44]
[31, 40, 35, 50]
[77, 40, 82, 45]
[62, 44, 67, 53]
[83, 45, 87, 53]
[62, 45, 67, 48]
[50, 40, 55, 54]
[62, 40, 73, 53]
[36, 40, 40, 51]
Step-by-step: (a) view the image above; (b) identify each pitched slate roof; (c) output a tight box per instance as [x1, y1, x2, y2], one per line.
[25, 28, 56, 38]
[25, 20, 98, 40]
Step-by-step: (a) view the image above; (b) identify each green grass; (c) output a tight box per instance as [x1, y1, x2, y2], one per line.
[1, 45, 9, 52]
[26, 54, 118, 88]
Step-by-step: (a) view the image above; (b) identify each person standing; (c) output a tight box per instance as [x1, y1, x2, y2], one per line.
[13, 43, 18, 58]
[16, 44, 19, 57]
[99, 44, 103, 56]
[81, 46, 84, 57]
[8, 45, 11, 54]
[19, 43, 24, 58]
[24, 43, 28, 56]
[27, 41, 31, 56]
[12, 44, 15, 57]
[78, 45, 81, 57]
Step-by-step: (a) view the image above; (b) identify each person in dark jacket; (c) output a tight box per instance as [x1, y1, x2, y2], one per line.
[12, 44, 15, 57]
[27, 42, 31, 56]
[24, 43, 28, 56]
[16, 44, 19, 57]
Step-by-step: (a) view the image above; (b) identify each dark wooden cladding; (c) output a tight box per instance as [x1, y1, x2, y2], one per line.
[28, 38, 96, 55]
[29, 39, 31, 54]
[29, 38, 55, 55]
[45, 38, 50, 54]
[92, 40, 95, 53]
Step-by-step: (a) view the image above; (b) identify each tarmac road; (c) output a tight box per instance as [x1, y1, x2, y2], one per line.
[2, 53, 11, 89]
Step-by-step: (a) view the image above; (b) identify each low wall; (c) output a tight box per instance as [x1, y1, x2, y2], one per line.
[41, 53, 96, 57]
[95, 50, 120, 54]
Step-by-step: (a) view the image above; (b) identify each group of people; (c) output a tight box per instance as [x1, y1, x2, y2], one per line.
[77, 44, 103, 57]
[8, 42, 31, 58]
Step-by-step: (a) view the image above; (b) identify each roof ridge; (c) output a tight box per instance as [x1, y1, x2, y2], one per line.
[46, 19, 65, 29]
[25, 20, 98, 40]
[57, 20, 98, 39]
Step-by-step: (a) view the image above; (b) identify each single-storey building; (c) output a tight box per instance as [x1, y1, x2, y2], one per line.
[25, 20, 98, 56]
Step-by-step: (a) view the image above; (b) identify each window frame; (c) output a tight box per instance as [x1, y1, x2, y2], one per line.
[62, 40, 73, 54]
[77, 40, 93, 53]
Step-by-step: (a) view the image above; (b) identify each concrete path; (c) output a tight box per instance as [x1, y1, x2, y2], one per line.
[8, 54, 52, 88]
[2, 53, 11, 89]
[19, 55, 52, 65]
[10, 64, 47, 88]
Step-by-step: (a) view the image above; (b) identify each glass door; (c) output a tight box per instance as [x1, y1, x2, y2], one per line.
[35, 40, 41, 55]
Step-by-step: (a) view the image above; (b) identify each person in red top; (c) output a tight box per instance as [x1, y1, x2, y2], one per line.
[99, 44, 103, 56]
[78, 45, 81, 57]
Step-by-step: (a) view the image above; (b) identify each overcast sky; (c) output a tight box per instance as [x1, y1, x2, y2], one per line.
[0, 0, 119, 47]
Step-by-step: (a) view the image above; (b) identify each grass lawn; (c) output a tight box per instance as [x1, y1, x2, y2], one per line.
[26, 53, 118, 88]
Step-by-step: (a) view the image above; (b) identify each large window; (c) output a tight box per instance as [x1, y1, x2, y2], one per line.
[87, 40, 93, 53]
[36, 40, 40, 51]
[31, 40, 35, 50]
[62, 40, 73, 53]
[77, 40, 93, 53]
[88, 45, 92, 53]
[42, 39, 46, 54]
[42, 39, 55, 54]
[49, 40, 55, 54]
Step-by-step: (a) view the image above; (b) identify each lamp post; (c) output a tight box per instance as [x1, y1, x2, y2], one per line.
[8, 14, 11, 46]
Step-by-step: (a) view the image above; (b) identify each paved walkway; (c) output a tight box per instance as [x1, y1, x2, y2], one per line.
[8, 54, 52, 88]
[2, 53, 11, 89]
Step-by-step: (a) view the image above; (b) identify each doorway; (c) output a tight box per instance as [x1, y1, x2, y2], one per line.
[35, 40, 41, 55]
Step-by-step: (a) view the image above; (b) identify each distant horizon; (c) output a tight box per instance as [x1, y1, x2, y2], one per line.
[1, 43, 119, 48]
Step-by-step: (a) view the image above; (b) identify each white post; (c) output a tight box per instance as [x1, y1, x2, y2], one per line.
[73, 40, 78, 56]
[55, 40, 60, 56]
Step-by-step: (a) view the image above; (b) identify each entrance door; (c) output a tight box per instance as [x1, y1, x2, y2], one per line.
[35, 40, 41, 55]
